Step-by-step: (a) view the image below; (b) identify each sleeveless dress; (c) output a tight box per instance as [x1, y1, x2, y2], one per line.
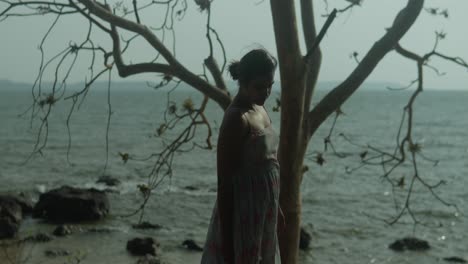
[201, 121, 282, 264]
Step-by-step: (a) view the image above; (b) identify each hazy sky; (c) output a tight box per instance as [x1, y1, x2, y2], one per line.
[0, 0, 467, 90]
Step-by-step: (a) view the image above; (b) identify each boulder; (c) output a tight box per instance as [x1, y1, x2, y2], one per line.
[182, 239, 203, 251]
[5, 194, 34, 215]
[0, 196, 23, 239]
[132, 221, 162, 230]
[127, 237, 159, 256]
[389, 237, 430, 251]
[23, 233, 53, 243]
[87, 227, 114, 233]
[33, 186, 109, 222]
[443, 257, 467, 263]
[299, 227, 311, 250]
[0, 218, 19, 239]
[96, 176, 121, 187]
[183, 185, 198, 191]
[53, 225, 73, 237]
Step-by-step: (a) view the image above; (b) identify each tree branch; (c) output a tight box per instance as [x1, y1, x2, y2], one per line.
[78, 0, 231, 109]
[303, 8, 336, 63]
[307, 0, 425, 138]
[0, 1, 73, 17]
[77, 0, 175, 64]
[300, 0, 322, 115]
[336, 30, 467, 226]
[132, 0, 141, 24]
[203, 4, 227, 91]
[110, 24, 174, 77]
[204, 56, 227, 91]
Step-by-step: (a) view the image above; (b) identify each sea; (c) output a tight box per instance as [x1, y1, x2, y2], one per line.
[0, 83, 467, 264]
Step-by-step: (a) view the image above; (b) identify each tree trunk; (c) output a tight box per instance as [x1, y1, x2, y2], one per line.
[272, 1, 425, 263]
[269, 0, 307, 262]
[277, 142, 308, 263]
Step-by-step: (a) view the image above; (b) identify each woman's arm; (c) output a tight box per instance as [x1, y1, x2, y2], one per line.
[217, 108, 248, 263]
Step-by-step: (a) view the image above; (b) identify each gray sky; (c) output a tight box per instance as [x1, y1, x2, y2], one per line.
[0, 0, 467, 90]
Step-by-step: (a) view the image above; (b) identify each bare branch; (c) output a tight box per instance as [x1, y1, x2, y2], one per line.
[118, 88, 216, 220]
[300, 0, 322, 113]
[209, 27, 227, 73]
[321, 0, 361, 17]
[132, 0, 140, 23]
[110, 24, 175, 76]
[202, 4, 227, 91]
[103, 70, 112, 174]
[307, 0, 425, 138]
[303, 8, 336, 63]
[204, 56, 227, 91]
[69, 0, 111, 33]
[76, 0, 230, 108]
[432, 52, 468, 68]
[387, 79, 418, 91]
[0, 1, 74, 18]
[424, 7, 449, 18]
[336, 29, 468, 226]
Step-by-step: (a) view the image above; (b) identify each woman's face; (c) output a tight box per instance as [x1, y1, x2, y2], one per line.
[245, 74, 274, 106]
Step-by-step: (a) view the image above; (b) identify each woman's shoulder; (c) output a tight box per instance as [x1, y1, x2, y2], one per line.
[224, 105, 250, 121]
[222, 106, 249, 131]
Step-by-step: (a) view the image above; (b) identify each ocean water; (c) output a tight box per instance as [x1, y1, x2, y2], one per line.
[0, 86, 467, 264]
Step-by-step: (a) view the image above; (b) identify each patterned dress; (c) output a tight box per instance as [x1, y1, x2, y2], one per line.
[201, 122, 281, 264]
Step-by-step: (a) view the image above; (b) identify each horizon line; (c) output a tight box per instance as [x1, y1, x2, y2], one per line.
[0, 79, 466, 91]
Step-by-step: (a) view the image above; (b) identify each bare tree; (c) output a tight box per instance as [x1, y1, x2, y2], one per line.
[1, 0, 467, 263]
[271, 1, 467, 262]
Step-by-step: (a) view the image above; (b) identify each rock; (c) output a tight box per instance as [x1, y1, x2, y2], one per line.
[389, 240, 406, 251]
[389, 237, 430, 251]
[96, 176, 121, 187]
[0, 218, 20, 239]
[299, 227, 311, 250]
[183, 185, 198, 191]
[127, 237, 159, 256]
[182, 239, 203, 251]
[23, 233, 53, 243]
[132, 221, 162, 230]
[5, 193, 34, 215]
[0, 195, 23, 239]
[44, 249, 71, 257]
[87, 227, 114, 233]
[33, 186, 109, 222]
[443, 257, 468, 263]
[53, 225, 73, 237]
[15, 194, 34, 215]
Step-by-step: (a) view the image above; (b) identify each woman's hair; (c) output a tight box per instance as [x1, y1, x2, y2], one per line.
[228, 49, 277, 86]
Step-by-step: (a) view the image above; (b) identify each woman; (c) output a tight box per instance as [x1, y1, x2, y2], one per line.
[201, 49, 282, 264]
